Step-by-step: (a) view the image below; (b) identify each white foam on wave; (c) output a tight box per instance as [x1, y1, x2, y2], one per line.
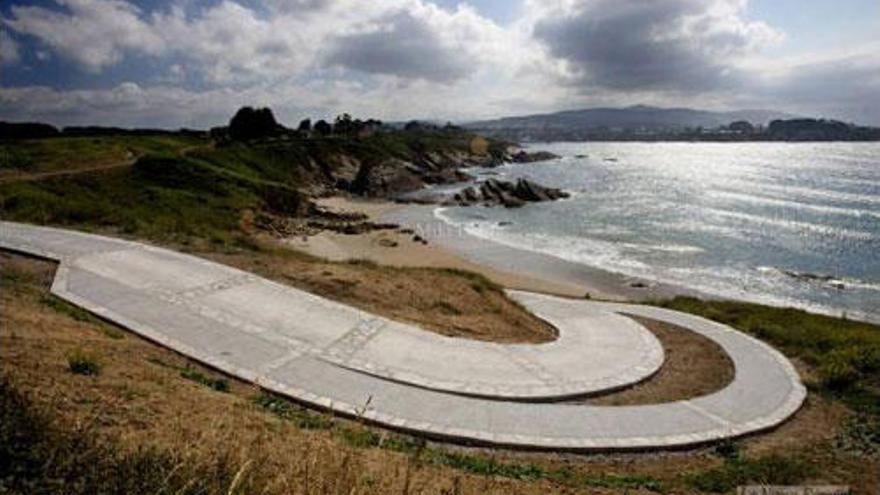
[724, 179, 880, 206]
[433, 206, 879, 323]
[434, 207, 654, 278]
[704, 208, 877, 241]
[713, 190, 880, 220]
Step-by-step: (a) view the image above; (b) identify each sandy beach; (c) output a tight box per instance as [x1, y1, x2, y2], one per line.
[286, 196, 696, 302]
[287, 197, 588, 297]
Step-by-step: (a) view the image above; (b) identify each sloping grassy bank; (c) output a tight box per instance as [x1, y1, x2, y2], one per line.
[2, 253, 878, 494]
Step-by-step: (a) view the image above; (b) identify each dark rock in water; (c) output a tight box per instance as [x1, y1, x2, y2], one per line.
[778, 269, 848, 290]
[629, 281, 649, 289]
[512, 150, 561, 163]
[448, 177, 569, 208]
[462, 186, 479, 202]
[574, 154, 588, 159]
[498, 221, 513, 227]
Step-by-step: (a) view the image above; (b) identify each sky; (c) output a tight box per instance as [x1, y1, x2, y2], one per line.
[0, 0, 878, 128]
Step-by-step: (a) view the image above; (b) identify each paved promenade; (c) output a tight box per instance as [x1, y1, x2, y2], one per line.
[0, 221, 806, 450]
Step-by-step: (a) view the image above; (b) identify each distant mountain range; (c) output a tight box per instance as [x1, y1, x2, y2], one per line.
[464, 105, 801, 141]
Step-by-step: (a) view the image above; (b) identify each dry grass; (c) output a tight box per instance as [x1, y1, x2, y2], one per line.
[2, 252, 877, 494]
[203, 244, 557, 344]
[587, 315, 735, 406]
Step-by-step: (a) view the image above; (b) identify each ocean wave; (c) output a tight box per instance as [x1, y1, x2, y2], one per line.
[757, 266, 880, 292]
[703, 208, 877, 241]
[619, 242, 705, 254]
[712, 190, 880, 220]
[723, 179, 880, 206]
[434, 206, 878, 322]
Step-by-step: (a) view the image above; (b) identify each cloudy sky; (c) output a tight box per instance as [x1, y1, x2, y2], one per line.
[1, 0, 878, 128]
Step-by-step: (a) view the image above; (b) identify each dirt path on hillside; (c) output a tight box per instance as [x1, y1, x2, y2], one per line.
[0, 142, 211, 185]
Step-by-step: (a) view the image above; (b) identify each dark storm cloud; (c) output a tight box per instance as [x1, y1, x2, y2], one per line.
[532, 0, 760, 92]
[324, 10, 471, 83]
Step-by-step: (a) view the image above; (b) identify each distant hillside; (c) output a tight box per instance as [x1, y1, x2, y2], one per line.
[465, 105, 798, 141]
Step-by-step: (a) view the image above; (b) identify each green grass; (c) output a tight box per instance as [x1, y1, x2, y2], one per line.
[686, 454, 813, 493]
[0, 129, 494, 248]
[252, 393, 334, 430]
[655, 297, 880, 408]
[180, 367, 230, 393]
[0, 135, 200, 174]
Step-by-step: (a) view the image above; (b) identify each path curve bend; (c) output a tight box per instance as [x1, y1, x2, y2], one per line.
[0, 221, 806, 451]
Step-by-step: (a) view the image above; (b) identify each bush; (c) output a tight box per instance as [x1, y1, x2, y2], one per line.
[821, 349, 862, 390]
[67, 350, 103, 376]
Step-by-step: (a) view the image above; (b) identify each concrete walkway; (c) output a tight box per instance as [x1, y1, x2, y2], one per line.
[0, 221, 806, 451]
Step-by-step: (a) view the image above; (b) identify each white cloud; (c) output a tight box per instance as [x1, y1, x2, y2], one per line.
[0, 0, 878, 126]
[530, 0, 782, 92]
[0, 30, 21, 66]
[4, 0, 163, 70]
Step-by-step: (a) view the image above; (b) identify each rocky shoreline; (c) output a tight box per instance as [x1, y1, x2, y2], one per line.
[344, 147, 562, 201]
[446, 178, 569, 208]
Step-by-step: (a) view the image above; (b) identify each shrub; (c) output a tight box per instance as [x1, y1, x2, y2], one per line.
[821, 349, 861, 390]
[67, 350, 103, 376]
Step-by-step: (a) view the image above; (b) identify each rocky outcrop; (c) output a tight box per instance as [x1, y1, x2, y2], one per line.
[511, 150, 560, 163]
[349, 158, 425, 197]
[450, 178, 569, 208]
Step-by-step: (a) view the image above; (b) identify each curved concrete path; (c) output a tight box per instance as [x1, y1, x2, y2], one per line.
[0, 221, 663, 400]
[0, 221, 806, 450]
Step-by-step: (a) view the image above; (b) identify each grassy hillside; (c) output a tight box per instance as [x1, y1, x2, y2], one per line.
[0, 134, 202, 175]
[0, 130, 489, 245]
[2, 253, 878, 494]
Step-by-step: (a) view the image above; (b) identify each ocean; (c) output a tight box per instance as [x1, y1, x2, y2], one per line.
[434, 142, 880, 322]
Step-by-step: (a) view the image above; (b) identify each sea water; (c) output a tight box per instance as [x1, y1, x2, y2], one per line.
[436, 142, 880, 322]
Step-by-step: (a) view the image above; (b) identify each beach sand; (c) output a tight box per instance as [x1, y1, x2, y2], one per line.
[287, 197, 588, 298]
[288, 196, 697, 301]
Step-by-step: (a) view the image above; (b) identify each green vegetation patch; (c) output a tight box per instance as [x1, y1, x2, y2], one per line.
[0, 135, 200, 174]
[67, 349, 103, 376]
[686, 454, 813, 493]
[656, 297, 880, 403]
[252, 393, 334, 430]
[180, 366, 230, 393]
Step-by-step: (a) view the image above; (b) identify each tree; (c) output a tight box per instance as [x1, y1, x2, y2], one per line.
[297, 118, 311, 132]
[728, 120, 754, 134]
[228, 106, 283, 141]
[333, 113, 354, 136]
[403, 120, 423, 132]
[313, 119, 332, 136]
